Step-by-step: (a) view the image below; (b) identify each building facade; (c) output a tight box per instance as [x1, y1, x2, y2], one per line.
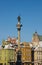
[34, 47, 42, 65]
[21, 42, 32, 65]
[0, 48, 16, 65]
[0, 32, 42, 65]
[32, 32, 42, 65]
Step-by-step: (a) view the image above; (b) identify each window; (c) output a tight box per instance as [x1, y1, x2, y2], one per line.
[4, 63, 6, 65]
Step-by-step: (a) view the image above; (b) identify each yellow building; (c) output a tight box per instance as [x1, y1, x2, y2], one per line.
[20, 42, 32, 65]
[0, 48, 16, 65]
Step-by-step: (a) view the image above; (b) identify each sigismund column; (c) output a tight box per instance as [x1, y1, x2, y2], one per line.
[16, 16, 22, 65]
[16, 16, 22, 50]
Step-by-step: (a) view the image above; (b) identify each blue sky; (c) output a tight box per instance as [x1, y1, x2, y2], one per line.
[0, 0, 42, 44]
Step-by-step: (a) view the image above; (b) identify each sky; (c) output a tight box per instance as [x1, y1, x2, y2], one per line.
[0, 0, 42, 44]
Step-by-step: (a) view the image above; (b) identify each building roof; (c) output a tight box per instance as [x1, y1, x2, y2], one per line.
[33, 32, 42, 41]
[33, 32, 38, 36]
